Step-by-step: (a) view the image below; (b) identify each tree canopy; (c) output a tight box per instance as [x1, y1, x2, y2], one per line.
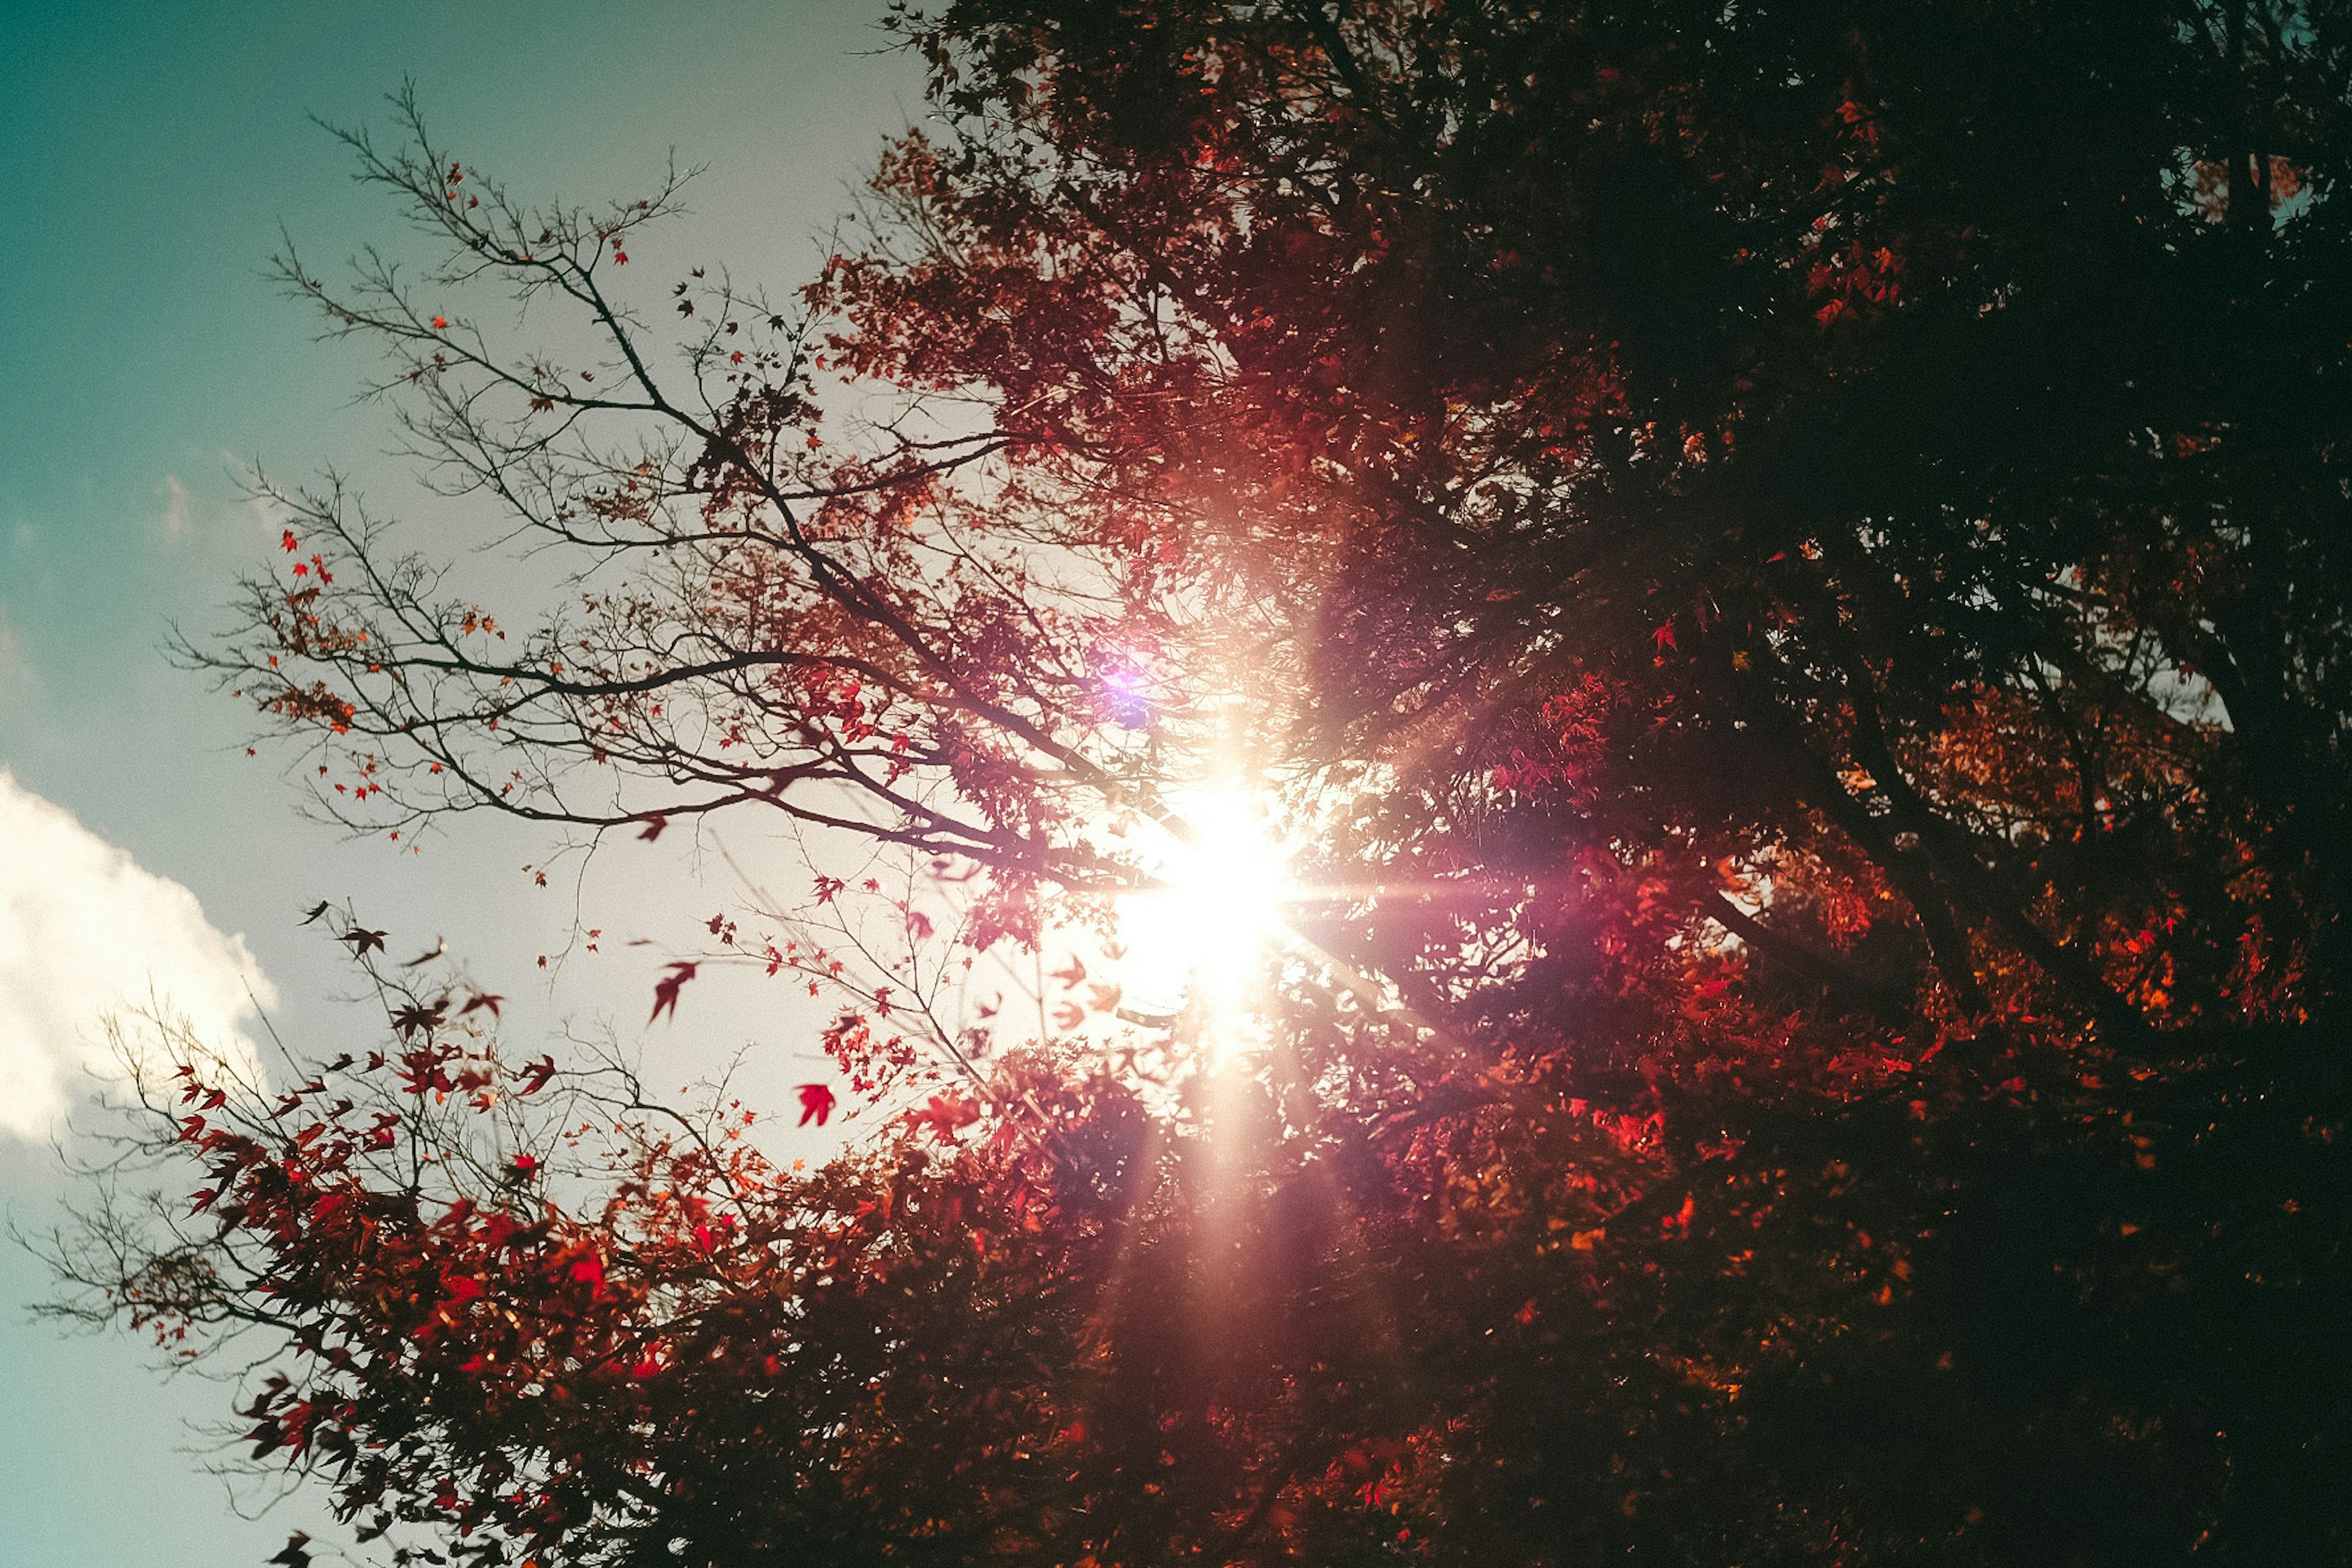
[51, 2, 2352, 1564]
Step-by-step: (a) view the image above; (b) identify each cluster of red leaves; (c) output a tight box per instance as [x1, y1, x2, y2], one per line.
[820, 1009, 919, 1098]
[148, 1030, 1284, 1564]
[172, 1052, 636, 1553]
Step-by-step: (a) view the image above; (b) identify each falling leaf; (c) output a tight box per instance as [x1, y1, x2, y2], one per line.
[649, 960, 698, 1024]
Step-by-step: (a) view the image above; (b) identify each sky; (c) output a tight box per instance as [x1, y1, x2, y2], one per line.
[0, 5, 922, 1562]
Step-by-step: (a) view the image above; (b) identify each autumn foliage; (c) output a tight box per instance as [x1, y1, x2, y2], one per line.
[51, 2, 2352, 1564]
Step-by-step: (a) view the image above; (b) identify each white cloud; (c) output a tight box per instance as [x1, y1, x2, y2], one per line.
[0, 769, 275, 1139]
[159, 473, 191, 540]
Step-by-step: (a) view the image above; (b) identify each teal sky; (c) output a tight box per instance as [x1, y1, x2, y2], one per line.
[0, 5, 917, 1563]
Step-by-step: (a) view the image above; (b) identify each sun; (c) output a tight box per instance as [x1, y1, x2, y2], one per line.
[1116, 784, 1291, 1021]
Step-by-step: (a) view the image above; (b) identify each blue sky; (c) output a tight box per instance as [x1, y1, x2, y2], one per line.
[0, 5, 919, 1562]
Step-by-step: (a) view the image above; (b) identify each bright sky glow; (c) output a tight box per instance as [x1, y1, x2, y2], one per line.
[1117, 783, 1292, 1022]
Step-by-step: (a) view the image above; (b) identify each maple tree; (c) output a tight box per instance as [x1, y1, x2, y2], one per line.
[50, 2, 2352, 1563]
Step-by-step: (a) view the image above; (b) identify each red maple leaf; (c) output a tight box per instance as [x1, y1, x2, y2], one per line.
[649, 960, 698, 1024]
[910, 1093, 980, 1144]
[390, 1002, 446, 1039]
[795, 1082, 837, 1127]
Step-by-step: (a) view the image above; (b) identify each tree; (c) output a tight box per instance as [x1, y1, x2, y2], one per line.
[53, 2, 2352, 1563]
